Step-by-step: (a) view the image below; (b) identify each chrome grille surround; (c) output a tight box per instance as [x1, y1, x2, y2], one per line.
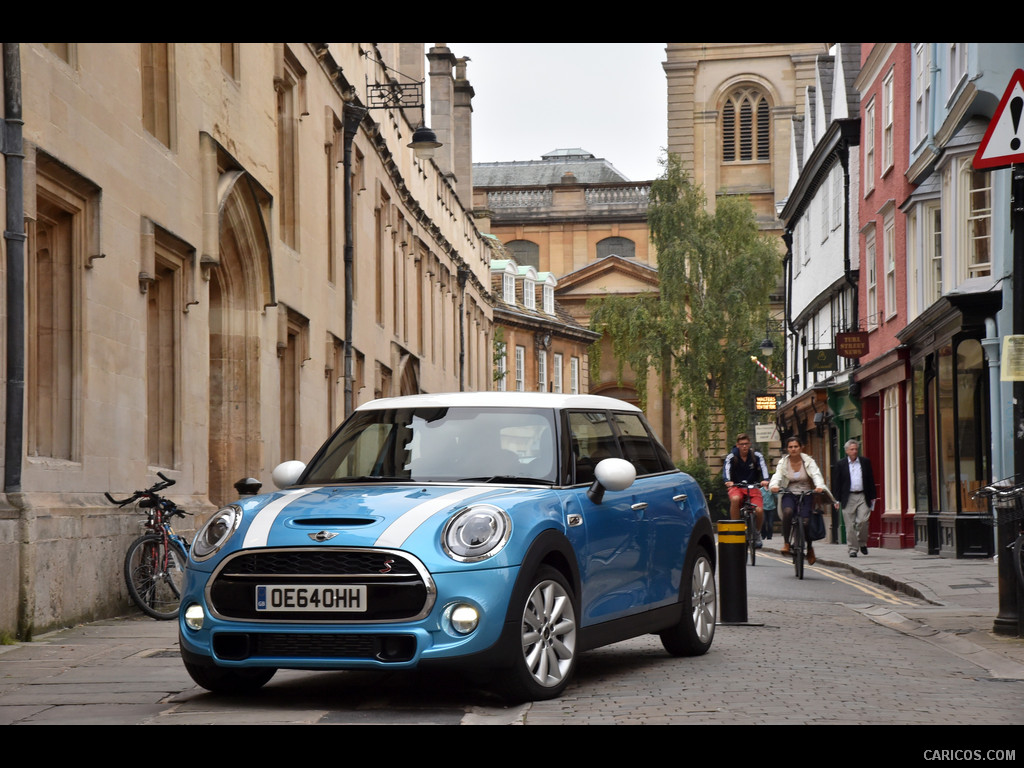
[206, 547, 436, 624]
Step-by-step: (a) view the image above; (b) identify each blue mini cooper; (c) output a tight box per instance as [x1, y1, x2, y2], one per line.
[179, 392, 716, 701]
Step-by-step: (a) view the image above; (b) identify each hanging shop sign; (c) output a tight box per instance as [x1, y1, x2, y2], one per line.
[836, 331, 869, 359]
[808, 348, 838, 371]
[755, 394, 778, 411]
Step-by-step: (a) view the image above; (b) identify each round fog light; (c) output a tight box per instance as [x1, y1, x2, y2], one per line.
[184, 603, 205, 631]
[450, 604, 480, 635]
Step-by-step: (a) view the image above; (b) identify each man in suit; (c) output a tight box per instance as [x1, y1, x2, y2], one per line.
[832, 439, 876, 557]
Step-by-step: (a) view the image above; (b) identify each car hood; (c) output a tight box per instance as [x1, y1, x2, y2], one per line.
[213, 483, 556, 569]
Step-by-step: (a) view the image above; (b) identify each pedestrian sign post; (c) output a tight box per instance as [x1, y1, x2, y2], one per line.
[973, 68, 1024, 171]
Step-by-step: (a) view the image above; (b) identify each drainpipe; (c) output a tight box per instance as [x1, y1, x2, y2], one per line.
[781, 229, 796, 398]
[3, 43, 25, 493]
[341, 102, 367, 418]
[457, 267, 467, 391]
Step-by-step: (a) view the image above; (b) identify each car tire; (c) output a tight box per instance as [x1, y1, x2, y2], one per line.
[183, 658, 276, 694]
[501, 565, 578, 702]
[660, 544, 716, 657]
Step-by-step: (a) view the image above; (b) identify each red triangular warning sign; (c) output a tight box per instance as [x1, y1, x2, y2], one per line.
[974, 69, 1024, 170]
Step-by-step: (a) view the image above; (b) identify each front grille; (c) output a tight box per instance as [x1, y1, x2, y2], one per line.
[221, 550, 419, 577]
[213, 631, 416, 662]
[208, 547, 434, 623]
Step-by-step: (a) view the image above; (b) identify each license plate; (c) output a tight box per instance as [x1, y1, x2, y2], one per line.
[256, 585, 367, 612]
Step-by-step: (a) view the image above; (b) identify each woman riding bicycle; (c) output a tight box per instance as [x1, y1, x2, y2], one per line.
[769, 436, 826, 565]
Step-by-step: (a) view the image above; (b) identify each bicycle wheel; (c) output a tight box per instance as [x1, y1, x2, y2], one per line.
[124, 534, 187, 619]
[792, 516, 805, 579]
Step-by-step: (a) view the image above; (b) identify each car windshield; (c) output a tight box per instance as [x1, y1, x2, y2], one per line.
[302, 406, 560, 485]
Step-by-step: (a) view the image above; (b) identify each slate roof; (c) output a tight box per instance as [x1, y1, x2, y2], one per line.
[473, 148, 633, 187]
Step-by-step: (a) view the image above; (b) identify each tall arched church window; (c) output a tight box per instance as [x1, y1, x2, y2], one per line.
[722, 88, 770, 162]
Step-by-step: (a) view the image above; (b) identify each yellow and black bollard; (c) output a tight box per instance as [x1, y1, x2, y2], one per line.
[717, 519, 748, 624]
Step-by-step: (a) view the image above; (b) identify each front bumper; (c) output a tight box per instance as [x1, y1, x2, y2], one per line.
[178, 566, 521, 671]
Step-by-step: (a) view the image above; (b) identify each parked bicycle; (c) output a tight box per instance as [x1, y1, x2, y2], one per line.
[106, 472, 191, 620]
[971, 477, 1024, 594]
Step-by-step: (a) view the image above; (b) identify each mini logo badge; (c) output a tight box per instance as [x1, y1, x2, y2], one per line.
[309, 530, 338, 542]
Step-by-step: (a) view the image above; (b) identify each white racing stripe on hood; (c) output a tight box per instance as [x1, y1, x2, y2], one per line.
[242, 487, 322, 548]
[374, 487, 488, 549]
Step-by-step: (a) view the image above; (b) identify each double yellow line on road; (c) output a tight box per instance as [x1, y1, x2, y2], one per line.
[759, 552, 918, 606]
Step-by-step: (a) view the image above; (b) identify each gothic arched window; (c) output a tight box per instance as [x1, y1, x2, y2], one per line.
[722, 87, 771, 163]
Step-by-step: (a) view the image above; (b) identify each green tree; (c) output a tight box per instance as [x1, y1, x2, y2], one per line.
[588, 154, 781, 463]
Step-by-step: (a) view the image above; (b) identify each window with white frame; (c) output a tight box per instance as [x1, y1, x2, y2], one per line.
[913, 44, 931, 148]
[569, 357, 580, 394]
[514, 345, 525, 391]
[831, 164, 843, 230]
[537, 350, 547, 392]
[503, 272, 515, 305]
[553, 352, 563, 393]
[821, 173, 830, 240]
[959, 157, 991, 279]
[884, 214, 896, 319]
[948, 43, 967, 97]
[925, 201, 943, 303]
[496, 348, 507, 391]
[882, 71, 894, 174]
[864, 98, 875, 195]
[865, 228, 878, 329]
[543, 284, 555, 315]
[523, 276, 535, 310]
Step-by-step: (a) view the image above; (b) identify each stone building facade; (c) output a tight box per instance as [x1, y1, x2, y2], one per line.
[0, 43, 494, 637]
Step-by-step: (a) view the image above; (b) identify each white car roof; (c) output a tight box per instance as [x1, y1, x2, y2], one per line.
[355, 391, 642, 413]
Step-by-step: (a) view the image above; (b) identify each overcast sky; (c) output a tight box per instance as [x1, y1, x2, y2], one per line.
[446, 43, 668, 182]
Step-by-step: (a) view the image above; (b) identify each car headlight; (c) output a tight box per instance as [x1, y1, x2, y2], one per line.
[192, 505, 242, 561]
[442, 504, 511, 562]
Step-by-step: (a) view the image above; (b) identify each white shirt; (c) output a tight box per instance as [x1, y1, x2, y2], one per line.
[848, 458, 864, 493]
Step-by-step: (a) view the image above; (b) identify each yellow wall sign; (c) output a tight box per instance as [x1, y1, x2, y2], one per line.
[755, 395, 778, 411]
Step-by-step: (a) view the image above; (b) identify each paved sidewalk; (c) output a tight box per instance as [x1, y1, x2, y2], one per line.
[757, 534, 1024, 676]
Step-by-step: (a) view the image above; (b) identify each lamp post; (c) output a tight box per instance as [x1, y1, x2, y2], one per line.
[364, 58, 442, 162]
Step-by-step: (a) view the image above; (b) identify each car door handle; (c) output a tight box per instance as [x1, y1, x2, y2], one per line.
[673, 494, 687, 502]
[630, 502, 648, 511]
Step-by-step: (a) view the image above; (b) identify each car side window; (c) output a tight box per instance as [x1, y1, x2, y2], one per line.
[612, 412, 671, 475]
[568, 411, 621, 485]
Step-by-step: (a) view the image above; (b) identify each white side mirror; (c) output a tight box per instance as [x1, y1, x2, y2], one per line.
[272, 460, 306, 489]
[588, 458, 637, 503]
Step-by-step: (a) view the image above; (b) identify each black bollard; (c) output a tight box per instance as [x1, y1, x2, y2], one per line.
[717, 519, 748, 623]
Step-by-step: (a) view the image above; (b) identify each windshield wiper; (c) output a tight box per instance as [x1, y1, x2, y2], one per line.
[342, 475, 408, 483]
[456, 475, 555, 485]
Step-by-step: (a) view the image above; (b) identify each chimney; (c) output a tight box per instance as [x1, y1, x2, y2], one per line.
[397, 43, 425, 129]
[427, 44, 456, 184]
[452, 55, 474, 206]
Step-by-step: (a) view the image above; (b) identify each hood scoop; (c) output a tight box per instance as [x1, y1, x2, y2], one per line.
[290, 517, 376, 527]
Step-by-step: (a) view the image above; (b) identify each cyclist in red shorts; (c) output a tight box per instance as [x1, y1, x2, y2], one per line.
[723, 433, 770, 548]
